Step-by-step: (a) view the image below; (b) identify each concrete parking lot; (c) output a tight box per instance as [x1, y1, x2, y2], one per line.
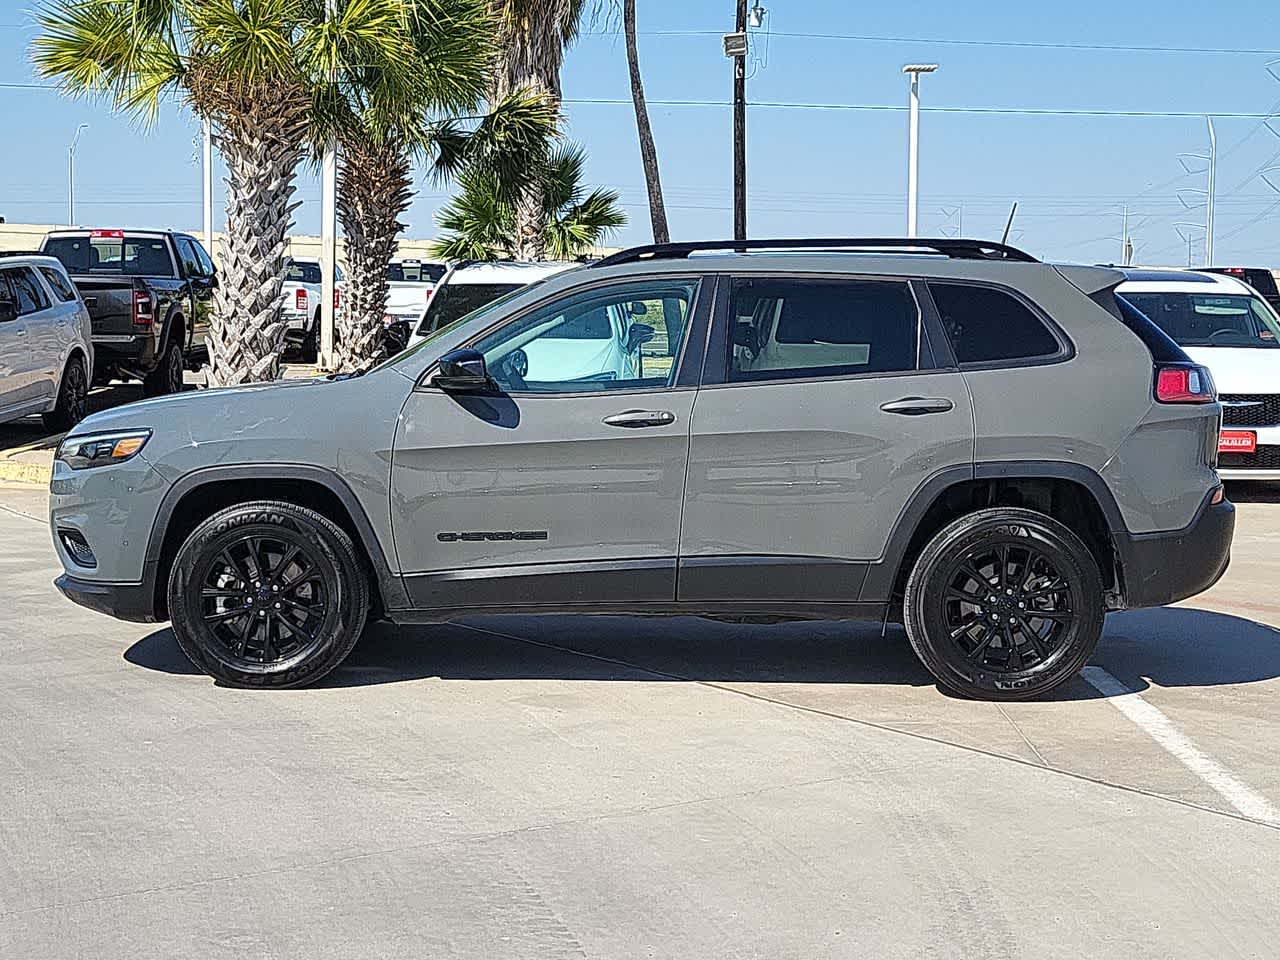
[1, 480, 1278, 959]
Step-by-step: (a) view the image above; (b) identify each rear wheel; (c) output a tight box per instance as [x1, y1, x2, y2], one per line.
[143, 338, 184, 396]
[42, 354, 88, 432]
[903, 507, 1104, 701]
[167, 501, 370, 688]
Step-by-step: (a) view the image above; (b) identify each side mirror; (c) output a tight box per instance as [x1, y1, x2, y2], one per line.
[625, 322, 656, 354]
[0, 300, 16, 323]
[433, 348, 492, 391]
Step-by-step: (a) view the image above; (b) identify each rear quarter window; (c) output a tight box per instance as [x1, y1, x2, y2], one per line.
[39, 266, 79, 302]
[929, 282, 1063, 365]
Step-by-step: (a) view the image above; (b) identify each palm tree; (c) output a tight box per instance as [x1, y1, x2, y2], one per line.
[33, 0, 412, 386]
[487, 0, 587, 259]
[323, 1, 558, 372]
[431, 142, 625, 261]
[621, 0, 668, 243]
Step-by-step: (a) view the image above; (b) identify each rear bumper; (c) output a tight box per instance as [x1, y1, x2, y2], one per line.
[1113, 491, 1234, 609]
[93, 334, 157, 368]
[55, 573, 159, 623]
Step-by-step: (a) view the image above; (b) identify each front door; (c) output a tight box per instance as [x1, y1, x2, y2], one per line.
[390, 275, 705, 610]
[679, 274, 975, 605]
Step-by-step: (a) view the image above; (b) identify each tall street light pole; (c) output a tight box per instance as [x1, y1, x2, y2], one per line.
[68, 123, 88, 227]
[902, 64, 937, 238]
[202, 119, 214, 256]
[319, 0, 339, 370]
[1205, 116, 1216, 266]
[732, 0, 748, 243]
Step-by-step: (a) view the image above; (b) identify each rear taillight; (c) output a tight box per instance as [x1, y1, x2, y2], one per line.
[132, 290, 153, 327]
[295, 289, 307, 311]
[334, 287, 342, 310]
[1155, 364, 1215, 404]
[423, 286, 433, 302]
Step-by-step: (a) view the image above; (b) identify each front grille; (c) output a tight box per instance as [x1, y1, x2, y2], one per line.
[1219, 446, 1280, 470]
[1219, 394, 1280, 427]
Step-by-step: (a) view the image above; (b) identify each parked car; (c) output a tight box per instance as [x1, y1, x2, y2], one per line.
[40, 230, 215, 395]
[279, 256, 344, 361]
[0, 253, 93, 430]
[405, 260, 578, 349]
[1119, 269, 1280, 479]
[385, 257, 446, 327]
[51, 238, 1233, 700]
[1200, 266, 1280, 312]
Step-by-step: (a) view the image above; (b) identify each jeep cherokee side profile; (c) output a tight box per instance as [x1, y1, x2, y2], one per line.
[50, 238, 1234, 700]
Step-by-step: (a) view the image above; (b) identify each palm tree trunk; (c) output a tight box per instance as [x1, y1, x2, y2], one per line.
[623, 0, 668, 244]
[335, 140, 411, 373]
[204, 99, 307, 386]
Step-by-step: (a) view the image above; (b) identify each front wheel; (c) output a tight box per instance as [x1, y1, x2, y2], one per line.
[167, 501, 370, 688]
[903, 507, 1104, 701]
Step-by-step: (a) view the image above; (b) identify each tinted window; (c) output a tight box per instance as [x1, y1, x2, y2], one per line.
[286, 260, 322, 284]
[194, 242, 216, 277]
[1120, 292, 1280, 349]
[39, 266, 78, 302]
[43, 235, 175, 278]
[728, 278, 918, 382]
[930, 283, 1061, 364]
[4, 267, 50, 314]
[387, 261, 446, 283]
[175, 238, 203, 278]
[420, 282, 523, 333]
[473, 279, 696, 393]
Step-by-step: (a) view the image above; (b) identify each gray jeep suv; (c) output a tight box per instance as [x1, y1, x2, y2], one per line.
[50, 238, 1234, 699]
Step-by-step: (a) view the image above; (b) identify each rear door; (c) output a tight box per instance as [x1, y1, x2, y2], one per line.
[678, 273, 975, 605]
[0, 267, 51, 404]
[178, 236, 216, 349]
[0, 271, 28, 412]
[390, 274, 707, 610]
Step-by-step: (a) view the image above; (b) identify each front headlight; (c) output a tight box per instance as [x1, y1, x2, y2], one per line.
[57, 429, 152, 470]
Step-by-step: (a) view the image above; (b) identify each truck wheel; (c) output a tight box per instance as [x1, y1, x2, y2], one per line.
[42, 354, 89, 433]
[143, 339, 184, 397]
[167, 501, 370, 688]
[903, 507, 1104, 701]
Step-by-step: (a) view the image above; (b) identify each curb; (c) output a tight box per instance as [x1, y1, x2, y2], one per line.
[0, 458, 51, 485]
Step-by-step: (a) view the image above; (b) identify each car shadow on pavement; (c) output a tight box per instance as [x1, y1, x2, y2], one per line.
[123, 605, 1280, 700]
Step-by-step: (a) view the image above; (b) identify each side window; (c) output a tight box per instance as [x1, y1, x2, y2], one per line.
[193, 241, 216, 278]
[175, 238, 204, 278]
[8, 267, 50, 314]
[39, 266, 78, 302]
[728, 277, 919, 382]
[472, 279, 698, 393]
[929, 283, 1062, 365]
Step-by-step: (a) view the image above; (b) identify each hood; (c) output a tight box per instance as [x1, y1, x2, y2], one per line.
[1183, 347, 1280, 394]
[67, 376, 333, 439]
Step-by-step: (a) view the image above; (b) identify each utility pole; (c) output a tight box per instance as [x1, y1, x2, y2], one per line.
[319, 0, 338, 369]
[732, 0, 747, 242]
[202, 119, 214, 256]
[902, 64, 938, 238]
[67, 123, 88, 227]
[1121, 205, 1134, 266]
[1205, 116, 1216, 266]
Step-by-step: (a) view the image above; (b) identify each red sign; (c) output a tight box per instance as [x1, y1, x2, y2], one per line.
[1219, 430, 1257, 454]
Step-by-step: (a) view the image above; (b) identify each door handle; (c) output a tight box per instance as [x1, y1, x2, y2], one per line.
[602, 410, 677, 428]
[879, 396, 954, 416]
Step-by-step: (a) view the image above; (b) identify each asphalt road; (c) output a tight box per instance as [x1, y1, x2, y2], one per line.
[2, 481, 1278, 959]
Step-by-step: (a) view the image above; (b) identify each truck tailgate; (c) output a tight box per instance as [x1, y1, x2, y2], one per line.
[72, 277, 137, 338]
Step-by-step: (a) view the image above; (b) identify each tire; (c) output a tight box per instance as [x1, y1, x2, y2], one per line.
[167, 501, 370, 688]
[902, 507, 1104, 701]
[42, 354, 89, 433]
[143, 338, 184, 397]
[298, 311, 320, 363]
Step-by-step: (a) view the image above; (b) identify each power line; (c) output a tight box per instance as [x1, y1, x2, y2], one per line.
[580, 29, 1280, 57]
[566, 98, 1278, 119]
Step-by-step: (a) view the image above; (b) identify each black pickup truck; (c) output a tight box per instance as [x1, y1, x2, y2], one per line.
[40, 229, 216, 395]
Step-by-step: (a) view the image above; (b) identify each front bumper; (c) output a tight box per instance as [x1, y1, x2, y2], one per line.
[1113, 489, 1235, 609]
[55, 573, 159, 623]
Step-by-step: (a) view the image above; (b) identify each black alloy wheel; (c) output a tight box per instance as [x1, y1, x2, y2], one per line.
[144, 339, 184, 397]
[168, 501, 369, 688]
[903, 507, 1104, 701]
[43, 354, 89, 432]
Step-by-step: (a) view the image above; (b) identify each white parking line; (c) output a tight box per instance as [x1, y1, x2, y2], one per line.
[1082, 666, 1280, 826]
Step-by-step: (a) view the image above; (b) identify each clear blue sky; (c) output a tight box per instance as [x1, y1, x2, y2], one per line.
[3, 0, 1280, 265]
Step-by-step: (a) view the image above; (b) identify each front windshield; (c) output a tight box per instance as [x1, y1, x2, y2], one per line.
[418, 282, 525, 337]
[374, 280, 549, 371]
[1121, 291, 1280, 348]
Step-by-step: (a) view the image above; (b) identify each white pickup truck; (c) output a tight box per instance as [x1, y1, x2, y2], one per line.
[280, 257, 344, 361]
[385, 258, 447, 327]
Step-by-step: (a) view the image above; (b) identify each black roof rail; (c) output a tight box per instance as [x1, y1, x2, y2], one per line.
[0, 250, 55, 260]
[593, 237, 1038, 268]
